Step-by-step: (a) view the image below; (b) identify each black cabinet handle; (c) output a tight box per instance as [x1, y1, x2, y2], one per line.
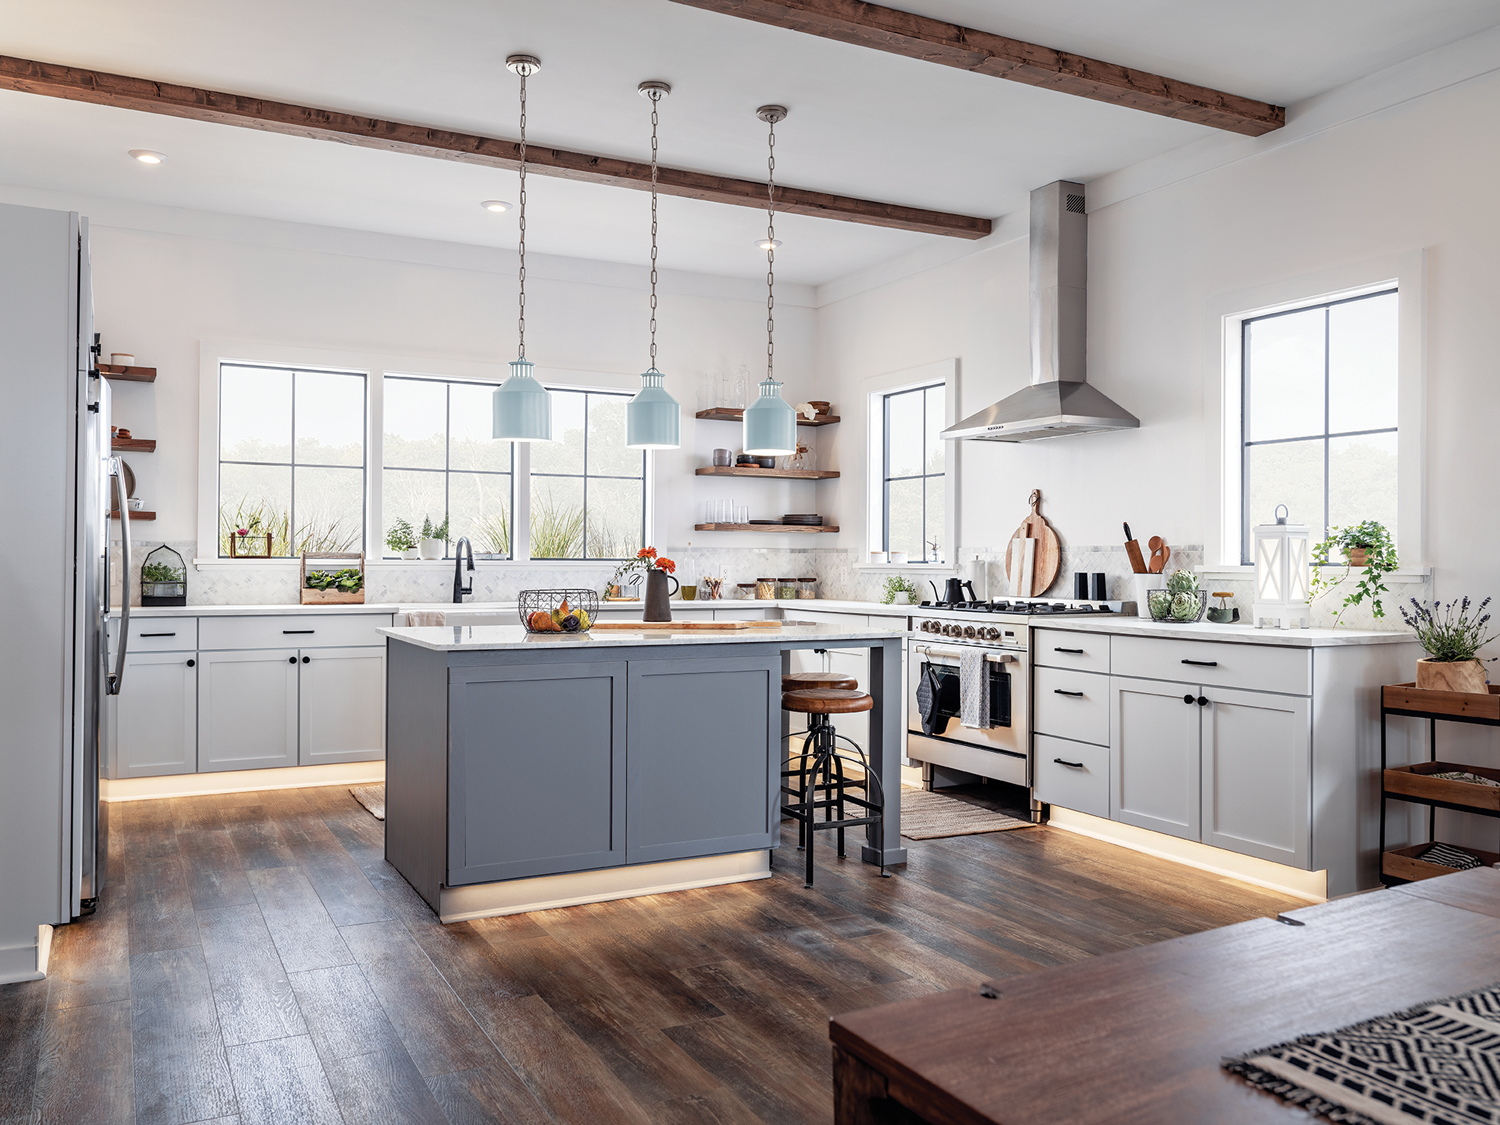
[1181, 659, 1218, 667]
[1054, 647, 1084, 654]
[288, 656, 297, 664]
[1197, 695, 1209, 706]
[1053, 757, 1085, 769]
[141, 631, 176, 638]
[283, 629, 315, 635]
[1183, 694, 1196, 705]
[302, 656, 310, 664]
[186, 659, 195, 667]
[1053, 689, 1084, 697]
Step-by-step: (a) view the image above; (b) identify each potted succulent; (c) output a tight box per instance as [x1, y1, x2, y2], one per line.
[1399, 596, 1498, 694]
[609, 548, 678, 621]
[386, 517, 419, 560]
[1309, 521, 1397, 627]
[419, 515, 449, 560]
[882, 575, 919, 605]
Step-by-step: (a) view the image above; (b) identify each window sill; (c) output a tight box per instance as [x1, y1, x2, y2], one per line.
[852, 562, 958, 574]
[193, 557, 632, 569]
[1196, 564, 1432, 580]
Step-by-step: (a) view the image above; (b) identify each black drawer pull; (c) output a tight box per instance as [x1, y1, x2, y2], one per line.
[1197, 695, 1209, 707]
[1181, 658, 1218, 667]
[302, 656, 310, 664]
[288, 656, 297, 664]
[1054, 647, 1084, 654]
[186, 659, 195, 668]
[1053, 757, 1085, 769]
[140, 632, 176, 637]
[283, 629, 315, 634]
[1184, 694, 1196, 705]
[1053, 689, 1084, 698]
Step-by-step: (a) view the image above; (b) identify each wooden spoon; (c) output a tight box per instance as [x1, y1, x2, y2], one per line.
[1147, 537, 1170, 574]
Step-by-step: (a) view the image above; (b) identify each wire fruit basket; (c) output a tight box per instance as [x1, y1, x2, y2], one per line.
[1147, 589, 1207, 623]
[518, 589, 599, 634]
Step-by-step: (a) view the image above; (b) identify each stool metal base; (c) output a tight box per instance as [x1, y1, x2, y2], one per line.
[780, 713, 889, 888]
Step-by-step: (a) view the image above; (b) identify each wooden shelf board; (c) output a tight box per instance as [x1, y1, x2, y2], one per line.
[98, 364, 157, 383]
[111, 437, 157, 452]
[1383, 843, 1500, 882]
[694, 466, 838, 479]
[110, 510, 156, 520]
[695, 407, 839, 427]
[1384, 762, 1500, 813]
[694, 523, 838, 533]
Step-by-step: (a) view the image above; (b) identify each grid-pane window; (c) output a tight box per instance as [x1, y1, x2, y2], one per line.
[383, 375, 514, 558]
[883, 383, 945, 559]
[1242, 290, 1397, 561]
[218, 364, 365, 557]
[529, 388, 644, 559]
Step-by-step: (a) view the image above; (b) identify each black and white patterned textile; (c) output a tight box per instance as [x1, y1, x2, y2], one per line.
[1224, 981, 1500, 1124]
[1416, 844, 1485, 871]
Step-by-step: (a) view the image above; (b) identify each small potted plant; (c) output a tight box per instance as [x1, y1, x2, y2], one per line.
[386, 517, 418, 560]
[882, 575, 919, 606]
[419, 515, 449, 560]
[609, 548, 678, 621]
[1399, 596, 1498, 694]
[1310, 521, 1397, 627]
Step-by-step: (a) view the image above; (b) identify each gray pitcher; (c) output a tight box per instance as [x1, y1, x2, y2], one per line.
[639, 568, 679, 622]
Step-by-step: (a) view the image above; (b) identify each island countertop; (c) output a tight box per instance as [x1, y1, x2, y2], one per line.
[379, 622, 910, 652]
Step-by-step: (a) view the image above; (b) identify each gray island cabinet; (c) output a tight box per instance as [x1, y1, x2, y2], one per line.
[380, 623, 906, 921]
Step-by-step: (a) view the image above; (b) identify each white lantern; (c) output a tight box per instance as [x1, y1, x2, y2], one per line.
[1251, 505, 1311, 629]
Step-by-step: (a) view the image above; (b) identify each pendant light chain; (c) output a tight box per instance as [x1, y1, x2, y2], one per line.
[516, 66, 528, 360]
[649, 89, 660, 370]
[765, 116, 776, 383]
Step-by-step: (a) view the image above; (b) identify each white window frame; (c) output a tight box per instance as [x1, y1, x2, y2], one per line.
[196, 339, 653, 567]
[1201, 252, 1426, 576]
[860, 358, 958, 572]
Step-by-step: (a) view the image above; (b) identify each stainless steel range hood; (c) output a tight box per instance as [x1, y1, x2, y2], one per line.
[942, 181, 1138, 442]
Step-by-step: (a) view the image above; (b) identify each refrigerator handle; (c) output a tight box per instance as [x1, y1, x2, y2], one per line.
[108, 459, 130, 695]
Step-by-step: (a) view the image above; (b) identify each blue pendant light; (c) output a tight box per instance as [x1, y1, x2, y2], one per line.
[493, 54, 554, 443]
[743, 104, 796, 458]
[627, 81, 681, 450]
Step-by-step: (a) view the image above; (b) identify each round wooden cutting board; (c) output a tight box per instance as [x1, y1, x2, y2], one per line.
[1002, 489, 1061, 598]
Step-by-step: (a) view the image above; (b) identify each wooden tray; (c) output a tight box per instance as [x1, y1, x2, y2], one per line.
[1385, 761, 1500, 812]
[590, 620, 783, 631]
[1383, 682, 1500, 721]
[1382, 842, 1500, 882]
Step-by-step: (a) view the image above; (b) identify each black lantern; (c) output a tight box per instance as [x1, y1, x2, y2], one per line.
[140, 544, 187, 606]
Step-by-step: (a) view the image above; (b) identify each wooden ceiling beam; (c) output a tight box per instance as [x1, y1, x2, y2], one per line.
[668, 0, 1286, 137]
[0, 54, 991, 239]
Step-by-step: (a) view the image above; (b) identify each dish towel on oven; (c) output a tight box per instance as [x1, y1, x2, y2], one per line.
[960, 649, 991, 729]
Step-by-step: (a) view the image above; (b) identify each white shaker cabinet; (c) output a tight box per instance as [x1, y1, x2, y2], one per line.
[110, 650, 198, 778]
[1109, 676, 1203, 842]
[198, 648, 301, 772]
[298, 646, 386, 766]
[1201, 686, 1310, 868]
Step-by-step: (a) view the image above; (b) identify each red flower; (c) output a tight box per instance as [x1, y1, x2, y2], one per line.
[656, 558, 676, 574]
[637, 547, 657, 559]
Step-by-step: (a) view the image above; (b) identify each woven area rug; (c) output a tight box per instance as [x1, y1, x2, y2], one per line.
[1224, 980, 1500, 1124]
[899, 788, 1034, 840]
[350, 784, 385, 821]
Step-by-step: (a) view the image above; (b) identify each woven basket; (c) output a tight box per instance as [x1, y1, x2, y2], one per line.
[517, 589, 599, 633]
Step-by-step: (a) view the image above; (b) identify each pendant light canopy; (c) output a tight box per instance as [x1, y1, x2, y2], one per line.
[493, 54, 553, 443]
[742, 104, 797, 457]
[627, 80, 681, 450]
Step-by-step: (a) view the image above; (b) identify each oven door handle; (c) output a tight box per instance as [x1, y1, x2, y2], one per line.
[913, 644, 1017, 664]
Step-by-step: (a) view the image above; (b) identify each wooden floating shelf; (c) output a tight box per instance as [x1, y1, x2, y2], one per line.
[98, 364, 157, 383]
[111, 437, 157, 453]
[694, 466, 839, 479]
[110, 510, 156, 520]
[694, 523, 838, 533]
[695, 407, 839, 427]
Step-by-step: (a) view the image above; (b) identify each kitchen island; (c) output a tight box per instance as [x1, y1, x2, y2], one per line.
[379, 622, 907, 921]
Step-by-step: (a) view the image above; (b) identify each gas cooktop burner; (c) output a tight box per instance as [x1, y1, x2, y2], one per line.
[920, 599, 1118, 616]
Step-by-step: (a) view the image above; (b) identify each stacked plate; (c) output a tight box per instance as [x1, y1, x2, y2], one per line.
[782, 513, 824, 526]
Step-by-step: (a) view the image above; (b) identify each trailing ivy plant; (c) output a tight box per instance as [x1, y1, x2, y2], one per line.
[305, 568, 365, 593]
[1309, 520, 1397, 627]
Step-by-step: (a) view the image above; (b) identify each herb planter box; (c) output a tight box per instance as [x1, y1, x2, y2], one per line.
[1381, 841, 1499, 883]
[1383, 761, 1500, 812]
[1382, 682, 1500, 721]
[301, 552, 366, 605]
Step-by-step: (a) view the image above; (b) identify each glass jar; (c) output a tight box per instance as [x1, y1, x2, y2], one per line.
[797, 577, 818, 599]
[776, 578, 798, 599]
[737, 582, 756, 600]
[756, 578, 776, 600]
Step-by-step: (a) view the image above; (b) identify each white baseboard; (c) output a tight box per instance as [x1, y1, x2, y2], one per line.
[0, 928, 47, 985]
[1047, 807, 1328, 903]
[439, 850, 771, 922]
[101, 761, 386, 802]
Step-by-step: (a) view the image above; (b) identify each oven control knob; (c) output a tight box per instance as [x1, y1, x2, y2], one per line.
[963, 625, 977, 638]
[924, 620, 938, 632]
[947, 624, 961, 637]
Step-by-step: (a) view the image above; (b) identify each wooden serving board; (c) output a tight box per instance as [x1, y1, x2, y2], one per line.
[590, 620, 783, 631]
[1002, 489, 1060, 597]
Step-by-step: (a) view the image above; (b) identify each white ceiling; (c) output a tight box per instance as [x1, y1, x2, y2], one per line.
[3, 0, 1499, 285]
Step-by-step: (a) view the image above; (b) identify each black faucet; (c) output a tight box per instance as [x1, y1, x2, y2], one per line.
[453, 536, 475, 603]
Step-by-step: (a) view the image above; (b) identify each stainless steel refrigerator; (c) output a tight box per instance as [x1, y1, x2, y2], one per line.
[0, 202, 130, 982]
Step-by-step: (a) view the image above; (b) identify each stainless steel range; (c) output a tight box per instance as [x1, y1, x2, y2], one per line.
[906, 599, 1126, 803]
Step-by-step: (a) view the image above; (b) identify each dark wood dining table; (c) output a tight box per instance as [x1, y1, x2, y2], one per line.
[830, 867, 1500, 1124]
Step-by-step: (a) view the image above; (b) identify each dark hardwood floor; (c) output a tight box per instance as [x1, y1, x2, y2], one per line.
[0, 784, 1301, 1125]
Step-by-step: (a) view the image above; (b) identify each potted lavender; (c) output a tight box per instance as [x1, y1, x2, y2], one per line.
[1400, 596, 1498, 694]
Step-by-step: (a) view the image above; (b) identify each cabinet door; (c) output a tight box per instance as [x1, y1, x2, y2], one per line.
[198, 649, 299, 772]
[1201, 686, 1311, 868]
[1110, 675, 1201, 841]
[111, 651, 197, 777]
[626, 654, 780, 864]
[448, 660, 626, 884]
[298, 646, 385, 765]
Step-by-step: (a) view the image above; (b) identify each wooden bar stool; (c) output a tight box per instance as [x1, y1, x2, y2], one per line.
[780, 688, 888, 888]
[781, 671, 858, 692]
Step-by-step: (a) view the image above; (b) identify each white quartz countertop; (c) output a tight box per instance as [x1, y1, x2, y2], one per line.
[110, 598, 897, 618]
[380, 623, 909, 652]
[110, 604, 401, 617]
[1024, 614, 1414, 647]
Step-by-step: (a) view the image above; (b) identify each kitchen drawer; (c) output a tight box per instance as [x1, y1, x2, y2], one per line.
[1112, 635, 1310, 696]
[1034, 629, 1110, 673]
[1033, 667, 1109, 745]
[198, 613, 392, 651]
[1035, 734, 1108, 819]
[113, 616, 197, 654]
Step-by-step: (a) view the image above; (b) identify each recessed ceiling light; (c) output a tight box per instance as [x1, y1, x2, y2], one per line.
[480, 200, 513, 213]
[128, 149, 166, 164]
[756, 238, 782, 250]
